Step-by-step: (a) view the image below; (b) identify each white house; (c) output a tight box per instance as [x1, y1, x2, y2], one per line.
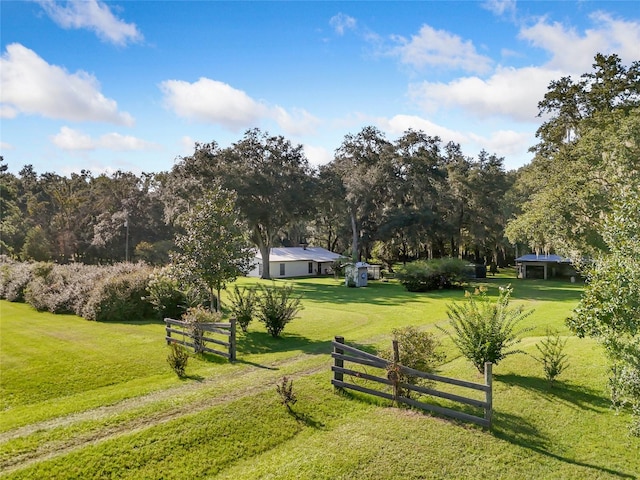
[247, 247, 344, 278]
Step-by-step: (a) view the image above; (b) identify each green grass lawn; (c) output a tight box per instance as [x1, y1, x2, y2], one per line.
[1, 274, 638, 479]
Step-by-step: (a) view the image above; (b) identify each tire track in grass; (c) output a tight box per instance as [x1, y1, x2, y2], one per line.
[0, 352, 320, 443]
[0, 357, 326, 475]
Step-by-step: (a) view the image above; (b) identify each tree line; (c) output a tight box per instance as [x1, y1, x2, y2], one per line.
[0, 128, 515, 274]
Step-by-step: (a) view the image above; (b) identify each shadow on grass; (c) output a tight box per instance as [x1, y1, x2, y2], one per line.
[287, 408, 325, 429]
[237, 331, 331, 356]
[473, 277, 585, 302]
[283, 278, 427, 307]
[495, 373, 610, 412]
[493, 411, 636, 479]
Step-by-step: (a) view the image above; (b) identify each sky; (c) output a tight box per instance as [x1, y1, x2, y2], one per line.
[1, 1, 639, 176]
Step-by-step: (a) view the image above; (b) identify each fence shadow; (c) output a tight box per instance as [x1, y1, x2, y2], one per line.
[495, 373, 610, 412]
[493, 411, 636, 479]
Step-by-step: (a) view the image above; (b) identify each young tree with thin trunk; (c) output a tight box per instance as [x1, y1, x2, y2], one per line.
[172, 186, 253, 312]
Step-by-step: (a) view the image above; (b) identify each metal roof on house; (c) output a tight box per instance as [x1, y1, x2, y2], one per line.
[515, 254, 571, 263]
[256, 247, 343, 263]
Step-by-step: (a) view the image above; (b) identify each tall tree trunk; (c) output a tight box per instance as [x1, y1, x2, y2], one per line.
[251, 223, 272, 279]
[350, 210, 358, 262]
[259, 243, 271, 279]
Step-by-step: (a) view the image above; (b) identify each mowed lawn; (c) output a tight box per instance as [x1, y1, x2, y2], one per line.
[1, 274, 638, 479]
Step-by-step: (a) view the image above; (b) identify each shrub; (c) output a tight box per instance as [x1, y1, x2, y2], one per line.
[0, 260, 33, 302]
[440, 285, 533, 372]
[275, 376, 297, 412]
[167, 343, 189, 378]
[147, 268, 188, 320]
[383, 325, 446, 394]
[24, 262, 102, 314]
[382, 326, 445, 398]
[228, 285, 257, 333]
[181, 306, 222, 353]
[396, 258, 468, 292]
[256, 284, 303, 338]
[82, 264, 154, 322]
[534, 329, 569, 386]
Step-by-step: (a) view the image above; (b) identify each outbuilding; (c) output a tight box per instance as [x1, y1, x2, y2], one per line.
[248, 246, 344, 278]
[515, 254, 576, 280]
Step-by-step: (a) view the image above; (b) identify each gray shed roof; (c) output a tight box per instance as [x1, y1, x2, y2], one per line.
[516, 254, 571, 263]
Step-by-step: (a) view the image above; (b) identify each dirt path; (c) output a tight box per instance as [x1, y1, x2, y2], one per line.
[0, 355, 326, 475]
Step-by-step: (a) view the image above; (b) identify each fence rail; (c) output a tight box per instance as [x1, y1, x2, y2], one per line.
[331, 336, 492, 428]
[165, 317, 236, 361]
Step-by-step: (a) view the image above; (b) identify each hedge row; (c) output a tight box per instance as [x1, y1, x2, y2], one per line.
[0, 258, 155, 321]
[395, 258, 469, 292]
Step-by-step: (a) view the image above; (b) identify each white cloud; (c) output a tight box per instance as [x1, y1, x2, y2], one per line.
[36, 0, 142, 46]
[468, 130, 532, 157]
[389, 25, 493, 73]
[330, 13, 357, 35]
[160, 77, 320, 136]
[519, 12, 640, 71]
[51, 126, 158, 151]
[409, 66, 562, 122]
[303, 144, 333, 166]
[160, 78, 267, 130]
[1, 141, 15, 151]
[272, 106, 321, 136]
[181, 136, 196, 154]
[378, 114, 468, 145]
[482, 0, 516, 17]
[0, 43, 134, 125]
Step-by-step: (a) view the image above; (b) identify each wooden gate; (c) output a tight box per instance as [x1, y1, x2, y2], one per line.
[331, 336, 492, 428]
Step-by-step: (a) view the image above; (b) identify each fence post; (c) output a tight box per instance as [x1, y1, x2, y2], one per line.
[165, 318, 171, 345]
[484, 362, 493, 428]
[229, 317, 237, 362]
[391, 339, 401, 402]
[334, 336, 344, 385]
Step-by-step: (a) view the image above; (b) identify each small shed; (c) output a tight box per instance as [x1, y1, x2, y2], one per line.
[345, 262, 369, 287]
[515, 254, 575, 280]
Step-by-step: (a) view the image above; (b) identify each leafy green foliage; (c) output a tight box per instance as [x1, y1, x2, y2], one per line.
[82, 265, 154, 322]
[382, 326, 445, 397]
[167, 343, 189, 378]
[256, 284, 303, 337]
[396, 258, 468, 292]
[146, 268, 188, 320]
[181, 306, 223, 353]
[228, 285, 258, 333]
[441, 285, 533, 372]
[20, 226, 52, 262]
[568, 189, 640, 434]
[172, 186, 254, 312]
[507, 55, 640, 258]
[534, 329, 569, 386]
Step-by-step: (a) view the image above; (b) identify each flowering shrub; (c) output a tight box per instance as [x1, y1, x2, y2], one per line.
[81, 264, 154, 322]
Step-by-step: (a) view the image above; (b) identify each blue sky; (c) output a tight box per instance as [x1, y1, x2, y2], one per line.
[1, 1, 639, 175]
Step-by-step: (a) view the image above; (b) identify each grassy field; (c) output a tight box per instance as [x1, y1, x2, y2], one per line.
[1, 273, 638, 479]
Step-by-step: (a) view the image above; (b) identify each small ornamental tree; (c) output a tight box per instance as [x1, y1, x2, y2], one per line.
[228, 284, 258, 333]
[172, 186, 254, 312]
[441, 285, 533, 372]
[256, 283, 303, 337]
[534, 329, 569, 386]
